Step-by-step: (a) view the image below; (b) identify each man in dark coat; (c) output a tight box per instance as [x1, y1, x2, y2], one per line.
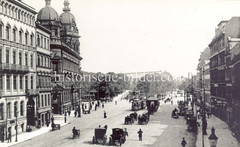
[181, 137, 187, 147]
[137, 129, 143, 141]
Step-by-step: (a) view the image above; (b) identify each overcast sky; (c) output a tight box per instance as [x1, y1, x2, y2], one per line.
[24, 0, 240, 77]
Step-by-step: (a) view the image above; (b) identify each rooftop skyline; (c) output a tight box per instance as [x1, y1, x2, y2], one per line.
[24, 0, 240, 77]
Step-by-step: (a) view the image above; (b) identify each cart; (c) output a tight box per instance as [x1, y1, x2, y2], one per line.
[92, 127, 107, 145]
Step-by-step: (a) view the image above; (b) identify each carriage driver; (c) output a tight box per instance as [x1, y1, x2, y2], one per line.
[72, 127, 76, 138]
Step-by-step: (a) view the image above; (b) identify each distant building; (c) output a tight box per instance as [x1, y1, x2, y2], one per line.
[0, 0, 37, 142]
[197, 47, 210, 111]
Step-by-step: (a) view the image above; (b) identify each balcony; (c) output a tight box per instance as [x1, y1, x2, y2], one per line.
[26, 89, 39, 96]
[0, 63, 29, 73]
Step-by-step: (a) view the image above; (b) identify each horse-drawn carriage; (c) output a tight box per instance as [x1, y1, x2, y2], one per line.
[187, 117, 198, 132]
[124, 116, 133, 125]
[138, 113, 149, 125]
[171, 108, 179, 119]
[146, 97, 159, 114]
[93, 127, 107, 145]
[124, 112, 138, 125]
[109, 128, 128, 146]
[51, 123, 60, 131]
[132, 99, 146, 111]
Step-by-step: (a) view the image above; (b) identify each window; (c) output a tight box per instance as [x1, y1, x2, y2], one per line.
[13, 29, 16, 42]
[30, 54, 33, 67]
[6, 49, 9, 63]
[37, 55, 40, 66]
[25, 32, 28, 45]
[19, 52, 22, 65]
[25, 76, 28, 90]
[31, 76, 33, 89]
[6, 26, 10, 40]
[25, 53, 28, 66]
[13, 51, 16, 64]
[20, 101, 24, 116]
[55, 29, 58, 36]
[18, 10, 20, 20]
[44, 38, 46, 48]
[37, 96, 40, 108]
[48, 94, 50, 106]
[13, 75, 17, 90]
[7, 102, 11, 119]
[45, 95, 47, 106]
[37, 35, 40, 46]
[14, 101, 18, 117]
[41, 56, 43, 66]
[30, 34, 33, 46]
[0, 74, 2, 90]
[47, 39, 49, 49]
[0, 24, 2, 39]
[41, 36, 43, 47]
[0, 103, 3, 120]
[6, 75, 10, 90]
[41, 95, 43, 107]
[44, 56, 46, 67]
[20, 76, 23, 89]
[19, 31, 22, 43]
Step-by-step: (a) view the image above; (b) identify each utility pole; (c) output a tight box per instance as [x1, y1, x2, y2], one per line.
[15, 111, 18, 142]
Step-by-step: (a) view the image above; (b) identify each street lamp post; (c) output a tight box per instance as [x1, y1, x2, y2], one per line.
[208, 127, 218, 147]
[202, 66, 207, 147]
[15, 111, 18, 142]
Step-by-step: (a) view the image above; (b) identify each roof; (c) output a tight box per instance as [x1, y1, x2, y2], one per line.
[37, 1, 59, 21]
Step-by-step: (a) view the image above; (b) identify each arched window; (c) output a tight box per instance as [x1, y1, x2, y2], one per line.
[30, 34, 33, 46]
[20, 101, 24, 116]
[25, 32, 28, 45]
[0, 103, 3, 120]
[5, 25, 10, 40]
[19, 30, 22, 43]
[18, 10, 20, 20]
[7, 102, 11, 119]
[14, 101, 18, 117]
[12, 28, 16, 42]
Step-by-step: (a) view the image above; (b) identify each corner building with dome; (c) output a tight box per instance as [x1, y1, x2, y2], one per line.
[36, 0, 82, 115]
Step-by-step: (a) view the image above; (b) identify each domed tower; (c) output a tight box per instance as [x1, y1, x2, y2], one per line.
[37, 0, 61, 40]
[60, 0, 80, 53]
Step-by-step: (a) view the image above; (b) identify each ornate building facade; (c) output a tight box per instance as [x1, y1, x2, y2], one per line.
[36, 0, 82, 115]
[0, 0, 37, 142]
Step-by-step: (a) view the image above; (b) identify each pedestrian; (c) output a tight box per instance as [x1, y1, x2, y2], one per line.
[74, 110, 77, 117]
[51, 116, 54, 124]
[181, 137, 187, 147]
[115, 101, 117, 105]
[72, 127, 76, 138]
[95, 105, 97, 111]
[68, 110, 71, 116]
[207, 111, 211, 118]
[137, 129, 143, 141]
[7, 131, 11, 143]
[102, 103, 104, 108]
[104, 111, 107, 118]
[171, 100, 173, 105]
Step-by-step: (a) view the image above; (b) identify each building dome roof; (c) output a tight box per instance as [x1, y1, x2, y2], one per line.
[59, 0, 75, 24]
[60, 12, 75, 24]
[37, 0, 59, 21]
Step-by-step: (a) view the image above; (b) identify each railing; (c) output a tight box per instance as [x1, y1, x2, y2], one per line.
[0, 63, 29, 72]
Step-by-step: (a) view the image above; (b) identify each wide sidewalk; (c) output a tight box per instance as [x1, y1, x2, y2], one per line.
[196, 114, 240, 147]
[0, 91, 129, 147]
[1, 117, 70, 147]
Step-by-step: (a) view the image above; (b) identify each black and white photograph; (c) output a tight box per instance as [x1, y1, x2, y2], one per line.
[0, 0, 240, 147]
